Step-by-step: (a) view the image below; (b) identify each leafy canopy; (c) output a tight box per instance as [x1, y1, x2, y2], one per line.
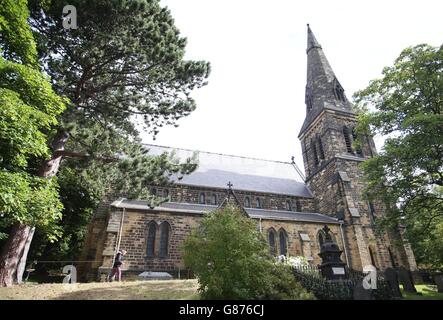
[9, 0, 207, 258]
[0, 0, 66, 238]
[30, 0, 210, 138]
[183, 205, 314, 300]
[353, 44, 443, 267]
[28, 0, 209, 206]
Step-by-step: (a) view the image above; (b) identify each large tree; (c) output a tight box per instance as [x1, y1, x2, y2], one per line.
[0, 0, 66, 286]
[353, 44, 443, 267]
[0, 0, 209, 286]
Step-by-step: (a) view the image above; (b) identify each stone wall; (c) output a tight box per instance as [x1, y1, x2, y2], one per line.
[299, 109, 417, 272]
[80, 203, 345, 280]
[259, 219, 345, 266]
[151, 184, 316, 213]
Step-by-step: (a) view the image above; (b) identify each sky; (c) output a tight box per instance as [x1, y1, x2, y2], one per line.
[142, 0, 443, 173]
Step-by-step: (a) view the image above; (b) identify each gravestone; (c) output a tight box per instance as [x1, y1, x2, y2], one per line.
[318, 225, 348, 281]
[384, 267, 402, 298]
[353, 281, 374, 300]
[398, 267, 416, 293]
[433, 273, 443, 293]
[138, 271, 173, 280]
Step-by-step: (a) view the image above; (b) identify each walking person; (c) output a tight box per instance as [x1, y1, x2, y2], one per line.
[108, 249, 127, 282]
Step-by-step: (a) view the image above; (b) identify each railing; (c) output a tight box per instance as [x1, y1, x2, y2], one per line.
[292, 265, 395, 300]
[413, 268, 442, 284]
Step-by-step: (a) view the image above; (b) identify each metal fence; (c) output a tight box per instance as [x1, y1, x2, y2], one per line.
[22, 260, 196, 283]
[292, 265, 395, 300]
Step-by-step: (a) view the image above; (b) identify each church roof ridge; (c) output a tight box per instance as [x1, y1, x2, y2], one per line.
[142, 143, 295, 166]
[112, 200, 339, 224]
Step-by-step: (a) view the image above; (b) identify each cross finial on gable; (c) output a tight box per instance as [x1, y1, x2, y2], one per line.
[291, 156, 295, 164]
[322, 224, 330, 234]
[218, 181, 249, 217]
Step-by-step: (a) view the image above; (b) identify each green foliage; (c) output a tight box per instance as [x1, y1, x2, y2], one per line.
[30, 0, 210, 138]
[0, 62, 66, 169]
[262, 263, 315, 300]
[28, 166, 101, 263]
[403, 188, 443, 268]
[60, 127, 198, 203]
[353, 44, 443, 267]
[15, 0, 208, 262]
[183, 205, 314, 300]
[0, 171, 63, 240]
[0, 0, 65, 237]
[0, 0, 66, 170]
[0, 0, 38, 66]
[26, 143, 198, 263]
[1, 0, 208, 273]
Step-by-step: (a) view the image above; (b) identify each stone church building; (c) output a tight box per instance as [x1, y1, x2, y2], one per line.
[80, 26, 417, 280]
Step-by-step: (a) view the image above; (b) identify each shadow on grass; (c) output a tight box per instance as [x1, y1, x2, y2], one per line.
[57, 281, 200, 300]
[401, 285, 443, 300]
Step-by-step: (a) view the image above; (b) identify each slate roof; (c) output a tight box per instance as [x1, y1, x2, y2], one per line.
[144, 144, 313, 198]
[111, 200, 340, 224]
[246, 207, 339, 224]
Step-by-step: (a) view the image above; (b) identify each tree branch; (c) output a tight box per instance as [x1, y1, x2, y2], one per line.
[53, 150, 118, 163]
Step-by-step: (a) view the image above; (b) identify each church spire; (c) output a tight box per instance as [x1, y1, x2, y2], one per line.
[299, 25, 354, 137]
[306, 24, 322, 53]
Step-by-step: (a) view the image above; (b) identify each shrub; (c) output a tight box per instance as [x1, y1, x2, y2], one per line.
[263, 263, 315, 300]
[183, 205, 314, 300]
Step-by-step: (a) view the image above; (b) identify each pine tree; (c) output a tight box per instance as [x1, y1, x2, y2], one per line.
[0, 0, 210, 286]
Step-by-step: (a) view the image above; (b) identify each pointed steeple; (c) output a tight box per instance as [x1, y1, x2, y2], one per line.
[299, 25, 354, 137]
[307, 24, 322, 53]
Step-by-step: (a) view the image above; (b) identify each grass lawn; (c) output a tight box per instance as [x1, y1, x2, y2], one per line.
[400, 284, 443, 300]
[0, 279, 199, 300]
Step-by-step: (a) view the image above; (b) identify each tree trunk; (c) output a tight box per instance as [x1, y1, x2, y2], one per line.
[16, 227, 35, 284]
[0, 129, 70, 287]
[0, 223, 32, 287]
[38, 129, 70, 177]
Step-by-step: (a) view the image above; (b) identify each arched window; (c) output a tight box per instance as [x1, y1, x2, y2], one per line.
[286, 200, 292, 211]
[164, 189, 169, 199]
[311, 139, 319, 166]
[146, 222, 156, 258]
[255, 197, 261, 209]
[368, 201, 376, 224]
[304, 139, 311, 176]
[244, 196, 250, 208]
[151, 188, 157, 196]
[318, 230, 325, 248]
[268, 229, 277, 256]
[305, 91, 313, 112]
[318, 135, 325, 160]
[279, 229, 288, 256]
[388, 247, 397, 268]
[159, 222, 170, 258]
[343, 126, 353, 153]
[295, 200, 302, 212]
[352, 128, 363, 157]
[211, 194, 217, 205]
[369, 247, 377, 268]
[199, 192, 205, 204]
